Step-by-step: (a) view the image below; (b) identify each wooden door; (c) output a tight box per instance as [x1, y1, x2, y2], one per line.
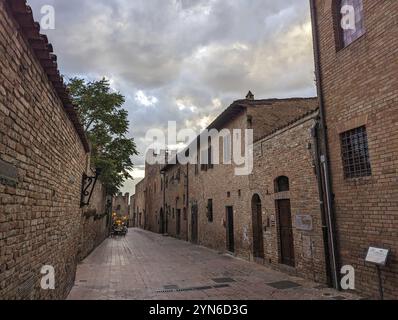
[226, 207, 235, 253]
[277, 200, 295, 267]
[191, 204, 198, 244]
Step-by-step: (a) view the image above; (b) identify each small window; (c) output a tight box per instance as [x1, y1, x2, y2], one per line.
[208, 137, 214, 169]
[335, 0, 365, 49]
[275, 176, 289, 193]
[340, 126, 372, 179]
[207, 199, 213, 222]
[223, 134, 232, 164]
[201, 148, 208, 171]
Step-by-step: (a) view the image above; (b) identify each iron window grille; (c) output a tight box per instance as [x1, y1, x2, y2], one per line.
[340, 126, 372, 179]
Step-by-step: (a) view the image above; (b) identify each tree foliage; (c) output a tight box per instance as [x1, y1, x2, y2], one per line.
[68, 77, 138, 195]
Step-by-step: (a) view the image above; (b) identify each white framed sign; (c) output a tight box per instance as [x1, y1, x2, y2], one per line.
[365, 247, 390, 267]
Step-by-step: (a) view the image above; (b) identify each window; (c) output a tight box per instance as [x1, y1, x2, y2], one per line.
[208, 137, 214, 169]
[275, 176, 289, 193]
[336, 0, 365, 49]
[201, 148, 208, 171]
[223, 134, 232, 164]
[207, 199, 213, 222]
[340, 126, 372, 179]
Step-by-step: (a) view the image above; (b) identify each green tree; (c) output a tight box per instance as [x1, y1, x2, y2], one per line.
[68, 77, 138, 195]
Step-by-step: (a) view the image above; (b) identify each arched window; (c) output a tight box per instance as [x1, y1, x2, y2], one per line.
[275, 176, 289, 193]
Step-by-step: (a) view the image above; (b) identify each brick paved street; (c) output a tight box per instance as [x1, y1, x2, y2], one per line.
[68, 229, 358, 300]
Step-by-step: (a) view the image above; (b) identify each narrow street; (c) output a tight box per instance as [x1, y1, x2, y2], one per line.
[68, 229, 357, 300]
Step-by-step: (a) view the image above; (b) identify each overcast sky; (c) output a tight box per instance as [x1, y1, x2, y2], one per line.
[29, 0, 316, 195]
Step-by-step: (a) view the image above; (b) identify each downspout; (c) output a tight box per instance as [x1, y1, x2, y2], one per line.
[309, 0, 340, 290]
[186, 163, 189, 242]
[311, 120, 333, 287]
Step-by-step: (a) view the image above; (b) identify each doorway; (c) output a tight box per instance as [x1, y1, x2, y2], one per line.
[276, 199, 295, 267]
[191, 204, 198, 244]
[226, 206, 235, 253]
[176, 209, 181, 236]
[252, 194, 264, 259]
[159, 208, 164, 234]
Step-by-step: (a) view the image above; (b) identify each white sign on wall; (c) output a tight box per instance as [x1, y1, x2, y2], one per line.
[365, 247, 390, 267]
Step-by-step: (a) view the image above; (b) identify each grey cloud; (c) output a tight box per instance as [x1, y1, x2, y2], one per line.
[28, 0, 316, 193]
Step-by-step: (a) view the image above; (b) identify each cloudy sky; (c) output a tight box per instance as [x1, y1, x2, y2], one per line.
[29, 0, 316, 194]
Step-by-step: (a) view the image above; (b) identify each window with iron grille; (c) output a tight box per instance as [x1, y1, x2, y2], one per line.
[335, 0, 365, 49]
[340, 126, 372, 179]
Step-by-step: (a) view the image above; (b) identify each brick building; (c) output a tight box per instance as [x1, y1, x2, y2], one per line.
[250, 110, 328, 284]
[134, 179, 146, 229]
[134, 96, 327, 284]
[310, 0, 398, 298]
[0, 0, 108, 299]
[162, 162, 188, 240]
[112, 192, 130, 219]
[129, 194, 135, 227]
[186, 97, 318, 261]
[144, 152, 165, 233]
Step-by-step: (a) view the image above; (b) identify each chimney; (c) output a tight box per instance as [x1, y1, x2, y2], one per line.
[246, 91, 254, 100]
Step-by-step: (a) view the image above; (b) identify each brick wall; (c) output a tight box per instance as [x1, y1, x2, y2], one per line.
[313, 0, 398, 298]
[0, 1, 107, 299]
[250, 112, 328, 284]
[186, 98, 318, 261]
[144, 158, 163, 233]
[78, 178, 110, 262]
[112, 193, 129, 218]
[163, 163, 188, 240]
[134, 179, 146, 229]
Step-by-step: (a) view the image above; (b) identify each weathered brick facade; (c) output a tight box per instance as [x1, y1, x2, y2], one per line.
[0, 1, 108, 299]
[250, 111, 328, 283]
[163, 162, 188, 240]
[144, 154, 164, 233]
[186, 98, 318, 260]
[134, 179, 146, 229]
[135, 97, 326, 285]
[112, 192, 130, 218]
[311, 0, 398, 298]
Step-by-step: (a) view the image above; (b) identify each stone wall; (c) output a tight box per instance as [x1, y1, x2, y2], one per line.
[313, 0, 398, 299]
[134, 179, 146, 229]
[163, 163, 188, 240]
[0, 1, 107, 299]
[78, 176, 110, 262]
[250, 112, 328, 284]
[112, 193, 129, 218]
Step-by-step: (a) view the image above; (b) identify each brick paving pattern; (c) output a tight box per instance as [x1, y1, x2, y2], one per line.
[68, 229, 359, 300]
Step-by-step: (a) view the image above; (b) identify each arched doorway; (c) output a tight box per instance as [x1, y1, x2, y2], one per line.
[252, 194, 264, 259]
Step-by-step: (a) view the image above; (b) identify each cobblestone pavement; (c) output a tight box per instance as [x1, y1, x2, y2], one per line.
[68, 228, 359, 300]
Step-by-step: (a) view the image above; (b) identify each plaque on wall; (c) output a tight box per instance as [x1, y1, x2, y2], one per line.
[295, 215, 313, 231]
[0, 159, 18, 187]
[365, 247, 390, 267]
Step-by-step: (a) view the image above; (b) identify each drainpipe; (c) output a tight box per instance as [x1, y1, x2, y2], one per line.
[310, 0, 340, 290]
[311, 120, 333, 287]
[186, 163, 189, 242]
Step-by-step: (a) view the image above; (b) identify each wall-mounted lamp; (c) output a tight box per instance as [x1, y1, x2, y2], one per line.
[80, 168, 102, 208]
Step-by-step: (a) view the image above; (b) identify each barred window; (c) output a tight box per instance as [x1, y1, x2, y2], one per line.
[340, 126, 372, 179]
[338, 0, 365, 48]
